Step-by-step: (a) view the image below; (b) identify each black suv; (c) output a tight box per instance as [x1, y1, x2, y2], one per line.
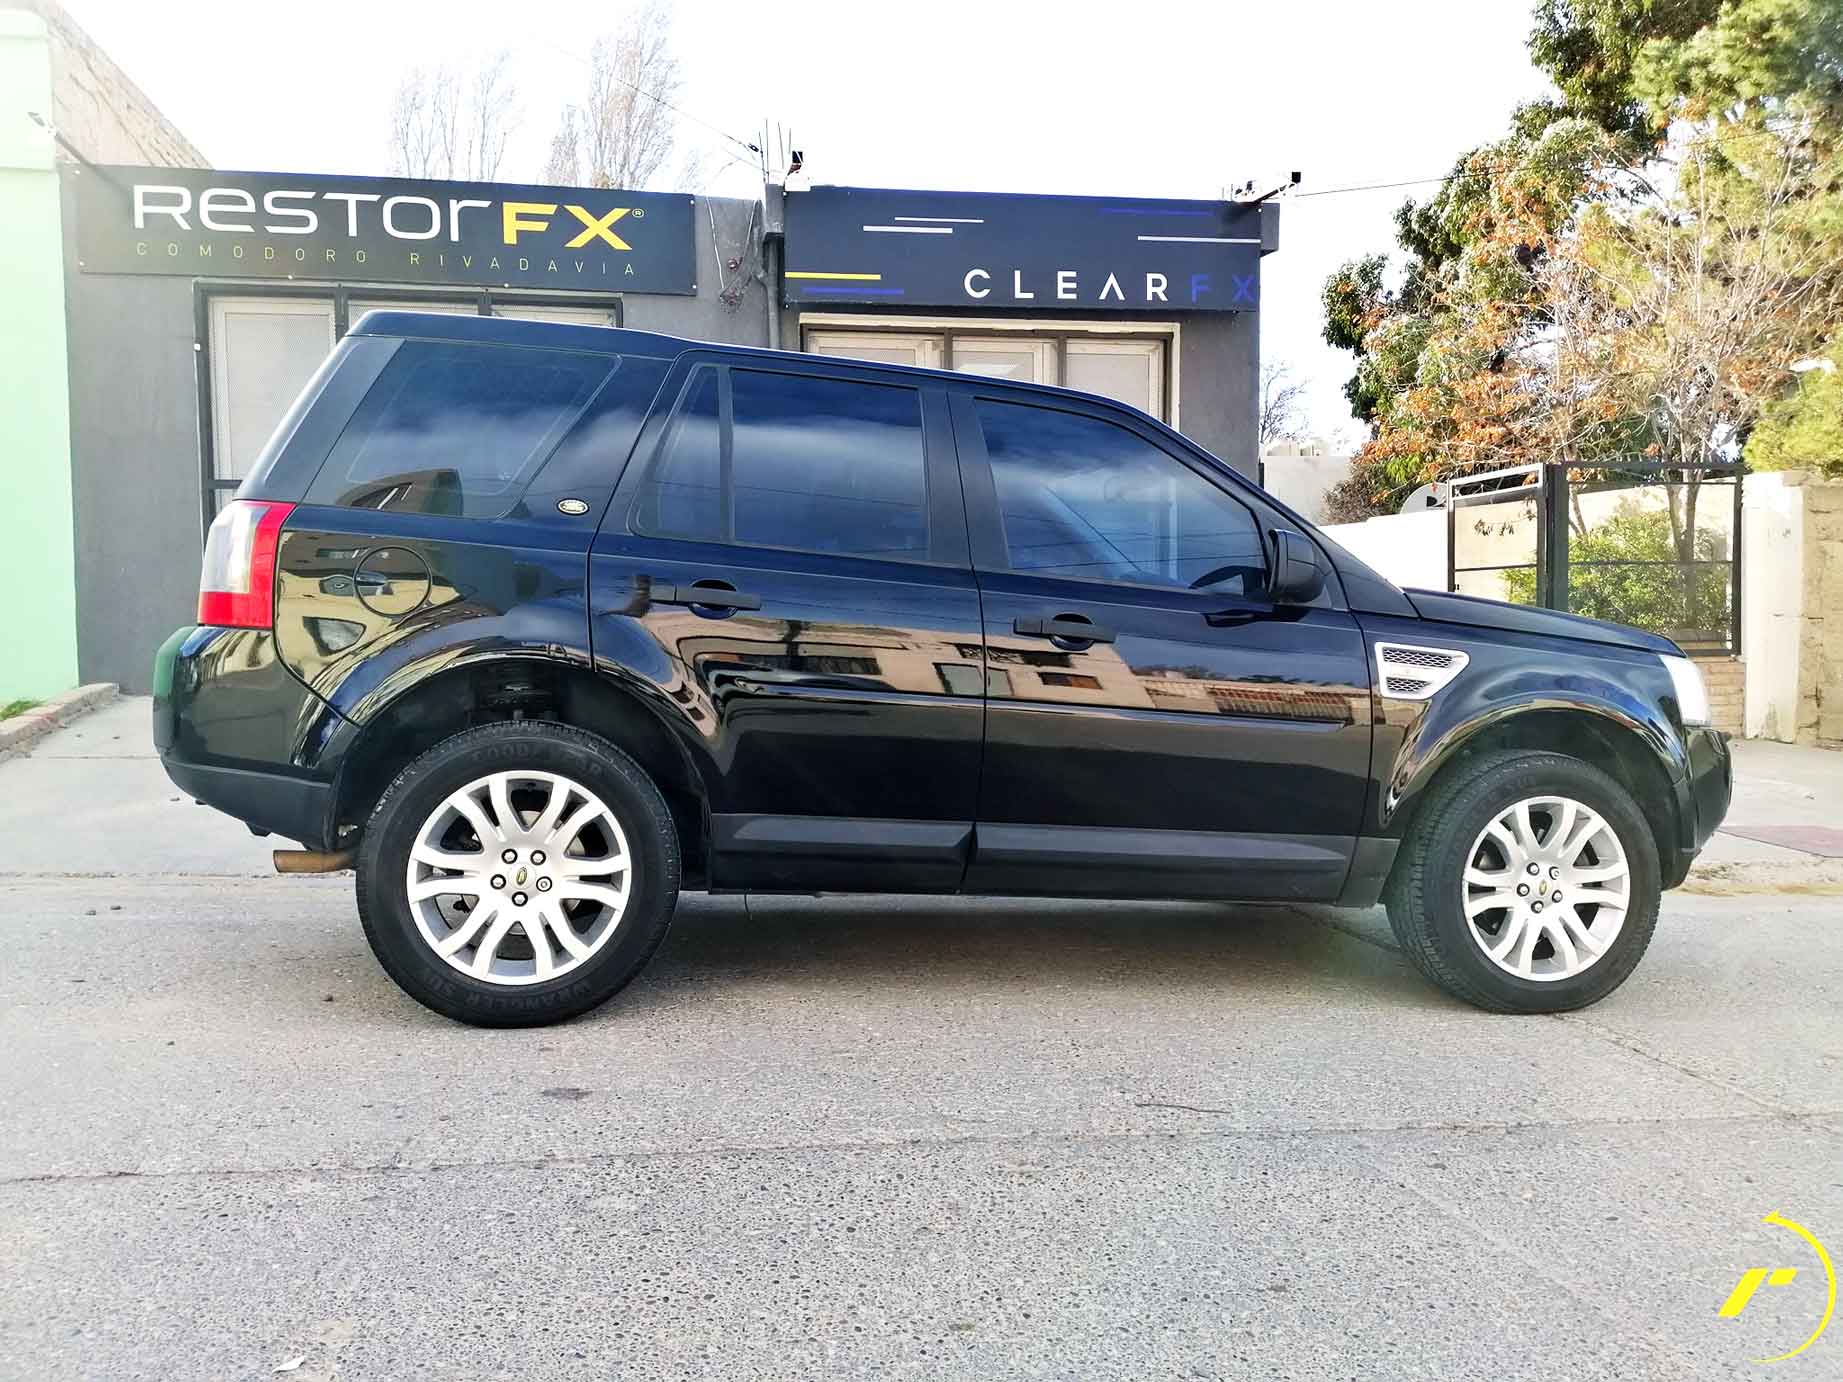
[154, 312, 1731, 1026]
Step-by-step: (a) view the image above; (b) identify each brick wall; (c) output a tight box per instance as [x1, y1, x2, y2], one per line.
[1695, 655, 1744, 737]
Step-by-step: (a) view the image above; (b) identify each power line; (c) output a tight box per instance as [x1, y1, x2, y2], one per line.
[530, 38, 762, 163]
[1295, 175, 1457, 199]
[1293, 120, 1812, 202]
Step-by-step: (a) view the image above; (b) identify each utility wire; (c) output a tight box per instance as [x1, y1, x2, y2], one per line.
[531, 38, 761, 160]
[1295, 175, 1459, 198]
[1294, 120, 1812, 202]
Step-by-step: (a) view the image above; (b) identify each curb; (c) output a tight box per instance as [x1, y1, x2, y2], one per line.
[1684, 854, 1843, 895]
[0, 684, 119, 760]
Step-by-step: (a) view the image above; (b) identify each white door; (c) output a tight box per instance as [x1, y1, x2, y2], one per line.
[1065, 338, 1165, 418]
[208, 297, 336, 485]
[807, 330, 943, 369]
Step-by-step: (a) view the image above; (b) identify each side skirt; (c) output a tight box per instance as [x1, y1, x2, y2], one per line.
[710, 814, 971, 893]
[966, 824, 1355, 902]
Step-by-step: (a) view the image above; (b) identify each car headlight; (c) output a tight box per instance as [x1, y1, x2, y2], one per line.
[1662, 654, 1709, 727]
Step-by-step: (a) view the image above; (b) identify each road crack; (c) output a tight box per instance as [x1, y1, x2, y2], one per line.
[4, 1108, 1834, 1190]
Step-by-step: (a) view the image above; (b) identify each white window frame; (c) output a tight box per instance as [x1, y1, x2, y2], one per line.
[806, 330, 944, 369]
[207, 295, 336, 485]
[1065, 337, 1165, 423]
[798, 313, 1181, 429]
[346, 297, 482, 323]
[949, 336, 1059, 386]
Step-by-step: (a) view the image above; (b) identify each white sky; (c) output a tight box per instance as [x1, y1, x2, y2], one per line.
[59, 0, 1553, 442]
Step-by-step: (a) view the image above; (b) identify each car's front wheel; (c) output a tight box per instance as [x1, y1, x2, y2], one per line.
[356, 721, 681, 1026]
[1385, 749, 1661, 1013]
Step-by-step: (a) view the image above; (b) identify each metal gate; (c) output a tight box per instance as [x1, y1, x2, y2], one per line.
[1448, 460, 1743, 655]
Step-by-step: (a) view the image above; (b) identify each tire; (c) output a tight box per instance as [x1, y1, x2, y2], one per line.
[356, 721, 681, 1027]
[1384, 749, 1660, 1014]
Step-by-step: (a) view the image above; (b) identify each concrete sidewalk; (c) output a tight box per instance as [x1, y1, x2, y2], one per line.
[0, 696, 275, 877]
[1688, 738, 1843, 891]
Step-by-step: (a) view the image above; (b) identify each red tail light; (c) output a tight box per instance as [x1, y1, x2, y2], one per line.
[197, 500, 294, 627]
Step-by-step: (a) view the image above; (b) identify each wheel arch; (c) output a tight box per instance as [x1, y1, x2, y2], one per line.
[1382, 704, 1682, 890]
[328, 658, 712, 884]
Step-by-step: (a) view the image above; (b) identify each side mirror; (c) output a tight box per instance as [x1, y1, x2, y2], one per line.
[1269, 528, 1327, 605]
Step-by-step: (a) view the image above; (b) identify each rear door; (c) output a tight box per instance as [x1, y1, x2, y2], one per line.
[952, 388, 1374, 900]
[589, 356, 983, 892]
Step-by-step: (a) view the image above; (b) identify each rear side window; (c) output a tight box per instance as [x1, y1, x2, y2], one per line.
[637, 368, 722, 538]
[633, 366, 930, 559]
[976, 399, 1267, 595]
[311, 341, 611, 517]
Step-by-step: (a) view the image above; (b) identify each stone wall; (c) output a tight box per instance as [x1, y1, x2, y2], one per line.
[1742, 470, 1843, 747]
[9, 0, 204, 166]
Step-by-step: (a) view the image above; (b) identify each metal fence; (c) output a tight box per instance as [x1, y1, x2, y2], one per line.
[1448, 460, 1744, 655]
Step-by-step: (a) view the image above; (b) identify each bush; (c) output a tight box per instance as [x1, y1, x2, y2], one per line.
[1502, 501, 1729, 635]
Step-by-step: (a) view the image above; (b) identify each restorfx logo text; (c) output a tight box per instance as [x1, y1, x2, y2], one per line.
[126, 183, 642, 278]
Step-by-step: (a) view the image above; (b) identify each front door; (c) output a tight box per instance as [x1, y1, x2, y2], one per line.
[951, 390, 1373, 900]
[590, 358, 984, 892]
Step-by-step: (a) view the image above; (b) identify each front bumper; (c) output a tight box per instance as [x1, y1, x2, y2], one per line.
[153, 625, 341, 848]
[1664, 726, 1732, 887]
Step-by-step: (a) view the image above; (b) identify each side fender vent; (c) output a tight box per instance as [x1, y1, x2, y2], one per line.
[1376, 642, 1469, 701]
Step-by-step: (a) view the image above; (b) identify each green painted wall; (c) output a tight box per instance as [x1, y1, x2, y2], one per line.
[0, 12, 78, 699]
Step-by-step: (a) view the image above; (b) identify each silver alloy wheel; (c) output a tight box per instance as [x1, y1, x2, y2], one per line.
[1461, 794, 1630, 983]
[406, 770, 632, 986]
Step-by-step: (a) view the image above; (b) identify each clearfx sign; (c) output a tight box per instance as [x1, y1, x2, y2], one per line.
[71, 166, 696, 295]
[784, 185, 1275, 313]
[958, 267, 1257, 309]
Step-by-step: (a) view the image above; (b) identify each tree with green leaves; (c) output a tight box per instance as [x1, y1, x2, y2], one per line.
[1527, 0, 1723, 141]
[1748, 340, 1843, 476]
[1320, 0, 1843, 522]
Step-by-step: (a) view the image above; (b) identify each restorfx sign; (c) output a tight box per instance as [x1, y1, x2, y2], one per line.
[71, 165, 696, 294]
[783, 186, 1273, 312]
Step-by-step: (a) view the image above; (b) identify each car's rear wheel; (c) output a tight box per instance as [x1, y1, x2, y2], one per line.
[1384, 749, 1660, 1013]
[356, 721, 680, 1026]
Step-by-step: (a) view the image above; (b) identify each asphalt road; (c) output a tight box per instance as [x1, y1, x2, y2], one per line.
[1, 700, 1840, 1380]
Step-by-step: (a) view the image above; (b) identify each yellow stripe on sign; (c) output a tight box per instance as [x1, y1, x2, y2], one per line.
[784, 271, 883, 281]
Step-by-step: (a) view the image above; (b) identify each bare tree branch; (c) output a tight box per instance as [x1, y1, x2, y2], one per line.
[542, 104, 581, 186]
[1259, 361, 1311, 446]
[386, 54, 520, 182]
[463, 52, 519, 182]
[560, 0, 683, 191]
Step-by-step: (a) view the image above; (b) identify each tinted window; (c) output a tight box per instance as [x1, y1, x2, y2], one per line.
[977, 400, 1266, 595]
[732, 371, 927, 556]
[315, 341, 609, 516]
[632, 368, 721, 538]
[526, 354, 673, 514]
[634, 367, 929, 559]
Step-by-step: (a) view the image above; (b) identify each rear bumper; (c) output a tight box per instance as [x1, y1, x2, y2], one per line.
[1663, 727, 1732, 888]
[160, 755, 335, 847]
[153, 625, 342, 848]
